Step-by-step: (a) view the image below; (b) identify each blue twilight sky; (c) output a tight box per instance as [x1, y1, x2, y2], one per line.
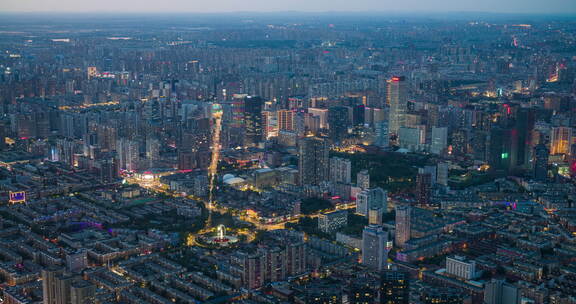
[0, 0, 575, 14]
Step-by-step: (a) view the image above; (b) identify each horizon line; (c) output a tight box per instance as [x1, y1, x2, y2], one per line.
[0, 10, 575, 16]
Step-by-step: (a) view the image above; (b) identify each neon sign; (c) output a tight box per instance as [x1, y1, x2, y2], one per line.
[9, 191, 26, 204]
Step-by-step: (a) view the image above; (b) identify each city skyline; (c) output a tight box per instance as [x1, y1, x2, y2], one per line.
[1, 0, 575, 14]
[0, 5, 574, 304]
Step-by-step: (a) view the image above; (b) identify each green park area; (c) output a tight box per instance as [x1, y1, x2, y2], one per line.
[331, 151, 428, 192]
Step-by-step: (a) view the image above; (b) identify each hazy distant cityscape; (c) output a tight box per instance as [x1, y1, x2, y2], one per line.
[0, 11, 575, 304]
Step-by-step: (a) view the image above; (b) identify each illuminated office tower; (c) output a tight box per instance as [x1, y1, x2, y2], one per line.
[550, 126, 572, 155]
[369, 207, 384, 225]
[395, 205, 411, 248]
[262, 110, 276, 139]
[298, 137, 329, 186]
[387, 76, 407, 135]
[362, 225, 391, 271]
[231, 94, 246, 128]
[278, 109, 295, 131]
[329, 157, 352, 184]
[244, 96, 264, 147]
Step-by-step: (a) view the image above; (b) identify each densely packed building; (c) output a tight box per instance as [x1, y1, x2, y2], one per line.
[0, 12, 575, 304]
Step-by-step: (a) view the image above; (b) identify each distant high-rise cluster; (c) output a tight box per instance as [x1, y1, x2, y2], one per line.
[0, 12, 574, 304]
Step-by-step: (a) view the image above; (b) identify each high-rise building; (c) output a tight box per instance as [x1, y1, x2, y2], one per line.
[416, 171, 432, 207]
[431, 127, 448, 155]
[352, 104, 366, 126]
[298, 137, 329, 186]
[278, 109, 295, 131]
[368, 207, 384, 226]
[244, 96, 264, 147]
[398, 127, 425, 151]
[262, 110, 276, 139]
[233, 239, 306, 290]
[471, 130, 489, 162]
[230, 94, 246, 129]
[42, 267, 64, 304]
[42, 267, 92, 304]
[285, 241, 307, 276]
[437, 162, 449, 186]
[357, 170, 370, 189]
[356, 188, 387, 216]
[550, 126, 572, 155]
[387, 76, 407, 135]
[235, 252, 266, 289]
[375, 120, 390, 148]
[54, 273, 74, 304]
[395, 205, 411, 248]
[56, 138, 76, 167]
[116, 138, 139, 172]
[451, 129, 468, 156]
[146, 138, 160, 162]
[422, 165, 437, 185]
[95, 157, 118, 183]
[533, 143, 549, 181]
[484, 279, 521, 304]
[328, 106, 349, 142]
[329, 157, 352, 184]
[514, 108, 535, 168]
[308, 108, 329, 129]
[362, 225, 391, 271]
[380, 270, 410, 304]
[0, 122, 6, 151]
[488, 128, 514, 172]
